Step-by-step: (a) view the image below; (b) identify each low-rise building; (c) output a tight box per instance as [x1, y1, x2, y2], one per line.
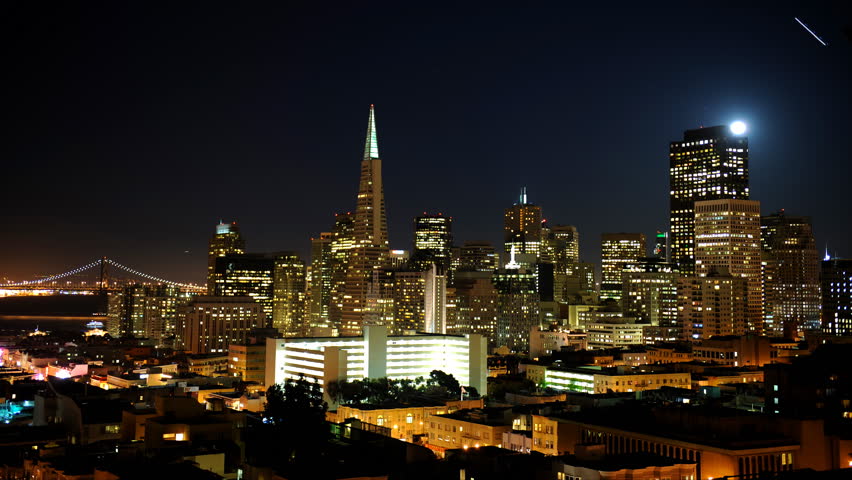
[586, 322, 644, 350]
[228, 343, 266, 384]
[187, 354, 229, 377]
[502, 430, 532, 454]
[530, 365, 691, 394]
[531, 406, 803, 479]
[529, 326, 587, 359]
[425, 408, 513, 455]
[336, 398, 483, 442]
[553, 445, 697, 480]
[693, 335, 799, 367]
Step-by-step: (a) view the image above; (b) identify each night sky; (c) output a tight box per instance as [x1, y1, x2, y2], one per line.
[3, 2, 851, 284]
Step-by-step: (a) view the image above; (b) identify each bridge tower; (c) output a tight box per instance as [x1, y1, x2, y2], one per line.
[99, 256, 110, 291]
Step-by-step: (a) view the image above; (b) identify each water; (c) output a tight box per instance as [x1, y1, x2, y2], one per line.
[0, 315, 100, 334]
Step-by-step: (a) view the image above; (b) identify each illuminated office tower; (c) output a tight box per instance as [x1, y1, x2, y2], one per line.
[272, 252, 307, 337]
[329, 213, 355, 332]
[600, 233, 646, 302]
[545, 224, 581, 303]
[309, 233, 333, 329]
[207, 221, 245, 291]
[364, 269, 426, 335]
[561, 262, 597, 303]
[760, 211, 820, 336]
[821, 258, 852, 335]
[679, 270, 748, 341]
[365, 269, 396, 328]
[392, 271, 426, 334]
[213, 254, 275, 324]
[493, 269, 540, 352]
[448, 272, 500, 346]
[424, 264, 447, 334]
[459, 241, 499, 272]
[412, 213, 453, 272]
[178, 296, 262, 354]
[342, 105, 390, 335]
[694, 199, 763, 333]
[120, 284, 147, 338]
[504, 187, 542, 259]
[142, 284, 186, 345]
[551, 224, 580, 266]
[669, 125, 749, 275]
[622, 258, 679, 340]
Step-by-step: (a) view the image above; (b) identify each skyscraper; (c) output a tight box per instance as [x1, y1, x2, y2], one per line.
[504, 187, 542, 259]
[669, 125, 749, 275]
[448, 272, 500, 346]
[213, 254, 275, 323]
[678, 270, 748, 341]
[493, 268, 540, 352]
[550, 224, 580, 266]
[329, 213, 355, 333]
[694, 199, 763, 333]
[342, 105, 390, 335]
[622, 258, 679, 340]
[424, 264, 448, 334]
[178, 296, 262, 354]
[412, 213, 453, 272]
[207, 221, 245, 291]
[600, 233, 646, 302]
[272, 252, 308, 337]
[309, 232, 333, 330]
[459, 241, 499, 272]
[761, 211, 820, 336]
[821, 257, 852, 336]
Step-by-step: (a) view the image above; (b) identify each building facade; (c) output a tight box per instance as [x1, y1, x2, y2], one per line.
[309, 232, 333, 331]
[669, 125, 749, 275]
[621, 258, 679, 341]
[678, 272, 748, 341]
[271, 252, 307, 337]
[212, 254, 275, 324]
[761, 211, 820, 336]
[179, 296, 263, 354]
[504, 188, 543, 258]
[600, 233, 646, 302]
[694, 198, 763, 333]
[207, 221, 245, 292]
[412, 213, 453, 272]
[265, 326, 487, 406]
[821, 258, 852, 335]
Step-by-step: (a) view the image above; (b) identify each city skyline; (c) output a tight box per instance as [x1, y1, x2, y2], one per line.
[3, 3, 851, 283]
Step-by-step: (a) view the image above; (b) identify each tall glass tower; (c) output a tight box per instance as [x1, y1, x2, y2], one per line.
[207, 221, 245, 291]
[669, 125, 749, 275]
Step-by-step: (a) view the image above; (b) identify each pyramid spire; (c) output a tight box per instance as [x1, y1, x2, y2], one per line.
[363, 104, 380, 161]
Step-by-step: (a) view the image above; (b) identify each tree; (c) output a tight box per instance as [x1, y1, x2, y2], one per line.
[428, 370, 461, 397]
[258, 375, 329, 473]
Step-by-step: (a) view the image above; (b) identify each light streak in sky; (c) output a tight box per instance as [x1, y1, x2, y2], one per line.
[794, 17, 828, 46]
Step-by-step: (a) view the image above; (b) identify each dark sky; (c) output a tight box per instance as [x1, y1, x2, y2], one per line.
[3, 2, 851, 284]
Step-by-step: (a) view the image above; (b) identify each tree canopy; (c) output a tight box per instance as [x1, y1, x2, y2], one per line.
[327, 370, 475, 405]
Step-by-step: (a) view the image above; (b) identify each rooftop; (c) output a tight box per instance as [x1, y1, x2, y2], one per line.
[559, 452, 696, 471]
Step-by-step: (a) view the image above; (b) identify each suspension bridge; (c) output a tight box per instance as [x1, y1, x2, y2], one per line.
[0, 257, 206, 296]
